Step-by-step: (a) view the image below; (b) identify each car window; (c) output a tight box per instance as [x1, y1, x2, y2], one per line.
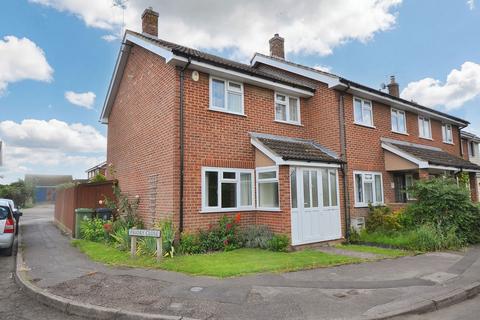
[0, 206, 10, 220]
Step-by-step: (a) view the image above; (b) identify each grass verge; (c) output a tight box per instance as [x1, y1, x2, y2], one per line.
[335, 244, 410, 258]
[72, 239, 362, 278]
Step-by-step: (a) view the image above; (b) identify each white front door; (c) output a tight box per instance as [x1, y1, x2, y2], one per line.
[290, 167, 342, 245]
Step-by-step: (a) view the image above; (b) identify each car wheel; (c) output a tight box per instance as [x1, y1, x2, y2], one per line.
[3, 244, 13, 256]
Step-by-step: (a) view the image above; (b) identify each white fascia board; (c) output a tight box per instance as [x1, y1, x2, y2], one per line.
[282, 161, 341, 168]
[173, 56, 314, 97]
[428, 165, 462, 172]
[251, 54, 342, 88]
[346, 86, 467, 127]
[381, 142, 428, 168]
[125, 33, 174, 62]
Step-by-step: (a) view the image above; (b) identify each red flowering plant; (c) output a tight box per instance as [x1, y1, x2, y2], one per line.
[218, 214, 241, 251]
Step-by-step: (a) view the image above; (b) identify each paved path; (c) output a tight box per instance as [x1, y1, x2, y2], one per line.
[19, 206, 480, 319]
[0, 205, 85, 320]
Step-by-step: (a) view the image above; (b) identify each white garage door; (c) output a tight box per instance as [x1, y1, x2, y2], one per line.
[290, 167, 342, 245]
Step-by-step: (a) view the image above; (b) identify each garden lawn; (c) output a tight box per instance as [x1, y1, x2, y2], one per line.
[72, 240, 362, 278]
[335, 244, 410, 258]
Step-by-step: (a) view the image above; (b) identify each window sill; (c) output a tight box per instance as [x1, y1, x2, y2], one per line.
[419, 136, 433, 141]
[208, 108, 246, 117]
[443, 141, 454, 145]
[274, 120, 303, 127]
[256, 208, 281, 212]
[200, 207, 255, 214]
[392, 130, 409, 136]
[354, 203, 384, 208]
[354, 122, 376, 129]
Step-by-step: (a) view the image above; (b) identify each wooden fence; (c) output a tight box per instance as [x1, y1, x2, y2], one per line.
[54, 180, 116, 236]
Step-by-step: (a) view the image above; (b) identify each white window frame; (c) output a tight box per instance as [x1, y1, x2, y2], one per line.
[201, 167, 254, 213]
[405, 174, 416, 201]
[353, 171, 384, 207]
[274, 92, 301, 125]
[418, 116, 432, 139]
[442, 124, 453, 144]
[391, 108, 407, 134]
[321, 168, 340, 209]
[256, 166, 280, 211]
[353, 97, 374, 127]
[209, 76, 244, 115]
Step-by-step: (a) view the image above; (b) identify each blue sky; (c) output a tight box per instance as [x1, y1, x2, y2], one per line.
[0, 0, 479, 183]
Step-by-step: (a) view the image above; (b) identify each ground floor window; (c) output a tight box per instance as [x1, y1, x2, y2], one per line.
[257, 166, 279, 210]
[202, 167, 254, 212]
[354, 171, 383, 207]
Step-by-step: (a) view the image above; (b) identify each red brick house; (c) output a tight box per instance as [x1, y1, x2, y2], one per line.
[101, 8, 480, 246]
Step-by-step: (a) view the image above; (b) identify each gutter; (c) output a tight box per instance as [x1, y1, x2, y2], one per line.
[338, 84, 351, 240]
[179, 58, 191, 233]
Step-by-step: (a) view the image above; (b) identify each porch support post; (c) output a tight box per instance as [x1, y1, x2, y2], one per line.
[418, 169, 429, 180]
[469, 172, 479, 203]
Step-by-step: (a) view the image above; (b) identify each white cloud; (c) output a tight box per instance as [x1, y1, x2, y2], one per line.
[467, 0, 475, 10]
[0, 35, 53, 94]
[65, 91, 96, 109]
[401, 62, 480, 110]
[30, 0, 402, 58]
[101, 34, 118, 42]
[313, 64, 332, 73]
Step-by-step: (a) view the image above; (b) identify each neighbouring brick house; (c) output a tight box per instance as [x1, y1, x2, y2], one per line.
[100, 8, 480, 246]
[86, 161, 107, 180]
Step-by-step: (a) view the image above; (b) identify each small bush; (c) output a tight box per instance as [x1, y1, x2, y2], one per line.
[179, 233, 202, 255]
[366, 205, 401, 233]
[267, 234, 290, 252]
[89, 173, 107, 183]
[239, 225, 273, 249]
[110, 226, 130, 251]
[80, 218, 108, 242]
[155, 220, 176, 257]
[137, 236, 157, 257]
[199, 214, 241, 252]
[406, 224, 464, 251]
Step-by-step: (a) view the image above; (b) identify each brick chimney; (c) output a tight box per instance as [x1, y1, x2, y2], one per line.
[269, 33, 285, 59]
[142, 7, 159, 37]
[387, 75, 400, 97]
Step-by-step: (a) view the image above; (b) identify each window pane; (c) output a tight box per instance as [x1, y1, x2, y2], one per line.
[355, 174, 363, 203]
[205, 171, 218, 207]
[322, 169, 329, 206]
[276, 94, 286, 102]
[275, 103, 287, 121]
[289, 98, 299, 122]
[354, 99, 362, 123]
[227, 92, 242, 113]
[223, 172, 236, 180]
[290, 169, 297, 208]
[240, 173, 252, 206]
[364, 181, 374, 204]
[259, 182, 279, 208]
[391, 111, 398, 132]
[221, 182, 236, 208]
[362, 102, 372, 125]
[303, 171, 311, 208]
[311, 171, 319, 207]
[398, 112, 405, 132]
[259, 171, 276, 179]
[374, 175, 382, 202]
[330, 170, 338, 206]
[228, 81, 241, 92]
[212, 79, 225, 108]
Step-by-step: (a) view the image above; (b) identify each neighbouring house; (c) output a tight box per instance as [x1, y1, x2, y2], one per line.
[25, 174, 73, 203]
[461, 131, 480, 200]
[86, 161, 107, 180]
[100, 8, 480, 246]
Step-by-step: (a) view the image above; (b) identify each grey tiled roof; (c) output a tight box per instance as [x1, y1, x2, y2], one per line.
[390, 143, 480, 170]
[127, 31, 316, 92]
[252, 133, 342, 164]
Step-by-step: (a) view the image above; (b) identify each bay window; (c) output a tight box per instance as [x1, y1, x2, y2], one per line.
[257, 167, 279, 210]
[275, 93, 300, 124]
[354, 97, 373, 127]
[354, 171, 383, 207]
[391, 108, 407, 134]
[210, 77, 244, 115]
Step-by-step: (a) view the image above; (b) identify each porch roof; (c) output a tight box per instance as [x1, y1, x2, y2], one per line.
[250, 133, 343, 166]
[381, 138, 480, 172]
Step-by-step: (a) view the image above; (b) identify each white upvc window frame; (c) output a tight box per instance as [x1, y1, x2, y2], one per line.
[201, 167, 254, 213]
[418, 116, 432, 140]
[353, 171, 384, 207]
[209, 76, 244, 115]
[442, 123, 453, 144]
[274, 92, 301, 125]
[405, 174, 416, 201]
[391, 108, 407, 134]
[353, 97, 374, 127]
[256, 166, 280, 211]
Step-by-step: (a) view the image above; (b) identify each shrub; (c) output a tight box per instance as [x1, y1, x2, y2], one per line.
[199, 214, 241, 252]
[267, 234, 290, 252]
[155, 220, 176, 258]
[110, 226, 130, 251]
[89, 173, 107, 183]
[406, 224, 464, 251]
[137, 236, 157, 257]
[366, 205, 401, 233]
[80, 218, 108, 242]
[179, 233, 202, 255]
[239, 225, 273, 249]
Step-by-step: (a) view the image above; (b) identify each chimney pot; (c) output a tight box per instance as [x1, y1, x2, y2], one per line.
[142, 7, 159, 37]
[387, 75, 400, 97]
[269, 33, 285, 59]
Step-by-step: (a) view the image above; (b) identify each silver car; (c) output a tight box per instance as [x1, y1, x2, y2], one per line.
[0, 200, 15, 256]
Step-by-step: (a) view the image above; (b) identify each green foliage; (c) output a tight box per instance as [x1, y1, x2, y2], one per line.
[137, 236, 158, 257]
[56, 182, 77, 190]
[267, 234, 290, 252]
[179, 233, 202, 255]
[0, 180, 34, 207]
[406, 178, 480, 243]
[80, 218, 109, 242]
[199, 214, 242, 252]
[366, 205, 402, 233]
[155, 220, 176, 257]
[110, 226, 130, 251]
[239, 225, 274, 249]
[89, 173, 107, 183]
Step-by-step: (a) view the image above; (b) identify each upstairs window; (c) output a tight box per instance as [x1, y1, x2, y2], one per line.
[391, 108, 407, 134]
[354, 97, 373, 127]
[275, 93, 300, 124]
[210, 77, 244, 115]
[442, 124, 453, 144]
[418, 116, 432, 139]
[354, 171, 383, 207]
[470, 142, 477, 157]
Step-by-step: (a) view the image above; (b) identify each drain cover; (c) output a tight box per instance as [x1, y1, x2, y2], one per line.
[190, 286, 204, 292]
